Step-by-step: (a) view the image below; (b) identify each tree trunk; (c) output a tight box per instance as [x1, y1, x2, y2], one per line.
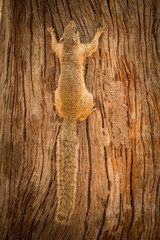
[0, 0, 159, 239]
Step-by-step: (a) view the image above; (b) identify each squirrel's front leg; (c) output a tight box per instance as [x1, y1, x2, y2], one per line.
[84, 26, 105, 57]
[47, 27, 60, 57]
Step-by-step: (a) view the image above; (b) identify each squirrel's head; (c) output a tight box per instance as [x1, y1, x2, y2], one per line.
[61, 21, 80, 46]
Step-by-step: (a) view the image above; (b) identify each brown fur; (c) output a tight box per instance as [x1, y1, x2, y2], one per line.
[48, 21, 104, 224]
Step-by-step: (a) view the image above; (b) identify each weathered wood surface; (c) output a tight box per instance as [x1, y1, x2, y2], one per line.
[0, 0, 159, 239]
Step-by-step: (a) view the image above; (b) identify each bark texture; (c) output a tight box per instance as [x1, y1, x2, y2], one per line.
[0, 0, 160, 239]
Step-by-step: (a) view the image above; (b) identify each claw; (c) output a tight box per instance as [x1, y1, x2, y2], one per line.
[47, 27, 55, 34]
[92, 106, 97, 112]
[97, 26, 105, 32]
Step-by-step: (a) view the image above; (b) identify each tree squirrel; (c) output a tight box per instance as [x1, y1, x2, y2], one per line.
[48, 21, 104, 224]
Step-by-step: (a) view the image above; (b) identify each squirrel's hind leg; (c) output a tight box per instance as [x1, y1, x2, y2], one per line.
[79, 92, 94, 121]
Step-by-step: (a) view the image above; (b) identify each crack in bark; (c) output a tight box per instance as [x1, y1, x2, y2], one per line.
[85, 119, 92, 217]
[104, 146, 110, 191]
[96, 209, 106, 240]
[66, 0, 73, 21]
[88, 0, 96, 14]
[29, 0, 35, 97]
[127, 148, 134, 238]
[39, 126, 45, 182]
[42, 2, 47, 80]
[114, 193, 122, 237]
[106, 0, 113, 25]
[82, 119, 92, 239]
[46, 0, 54, 27]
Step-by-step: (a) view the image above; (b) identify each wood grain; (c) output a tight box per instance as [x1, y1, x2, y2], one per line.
[0, 0, 159, 239]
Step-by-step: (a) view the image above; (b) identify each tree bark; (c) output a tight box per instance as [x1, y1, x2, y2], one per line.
[0, 0, 159, 239]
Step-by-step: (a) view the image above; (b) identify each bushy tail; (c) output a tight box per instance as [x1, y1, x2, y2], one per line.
[56, 119, 79, 224]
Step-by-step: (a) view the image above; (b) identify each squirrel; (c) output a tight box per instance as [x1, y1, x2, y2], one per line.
[47, 21, 104, 224]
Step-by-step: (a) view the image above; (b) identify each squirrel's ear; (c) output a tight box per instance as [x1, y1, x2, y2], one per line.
[72, 38, 79, 45]
[59, 37, 64, 43]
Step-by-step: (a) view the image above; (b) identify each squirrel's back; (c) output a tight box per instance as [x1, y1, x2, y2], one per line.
[59, 46, 85, 100]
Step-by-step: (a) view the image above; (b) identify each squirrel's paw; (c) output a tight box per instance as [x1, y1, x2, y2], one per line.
[96, 26, 105, 35]
[47, 27, 55, 34]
